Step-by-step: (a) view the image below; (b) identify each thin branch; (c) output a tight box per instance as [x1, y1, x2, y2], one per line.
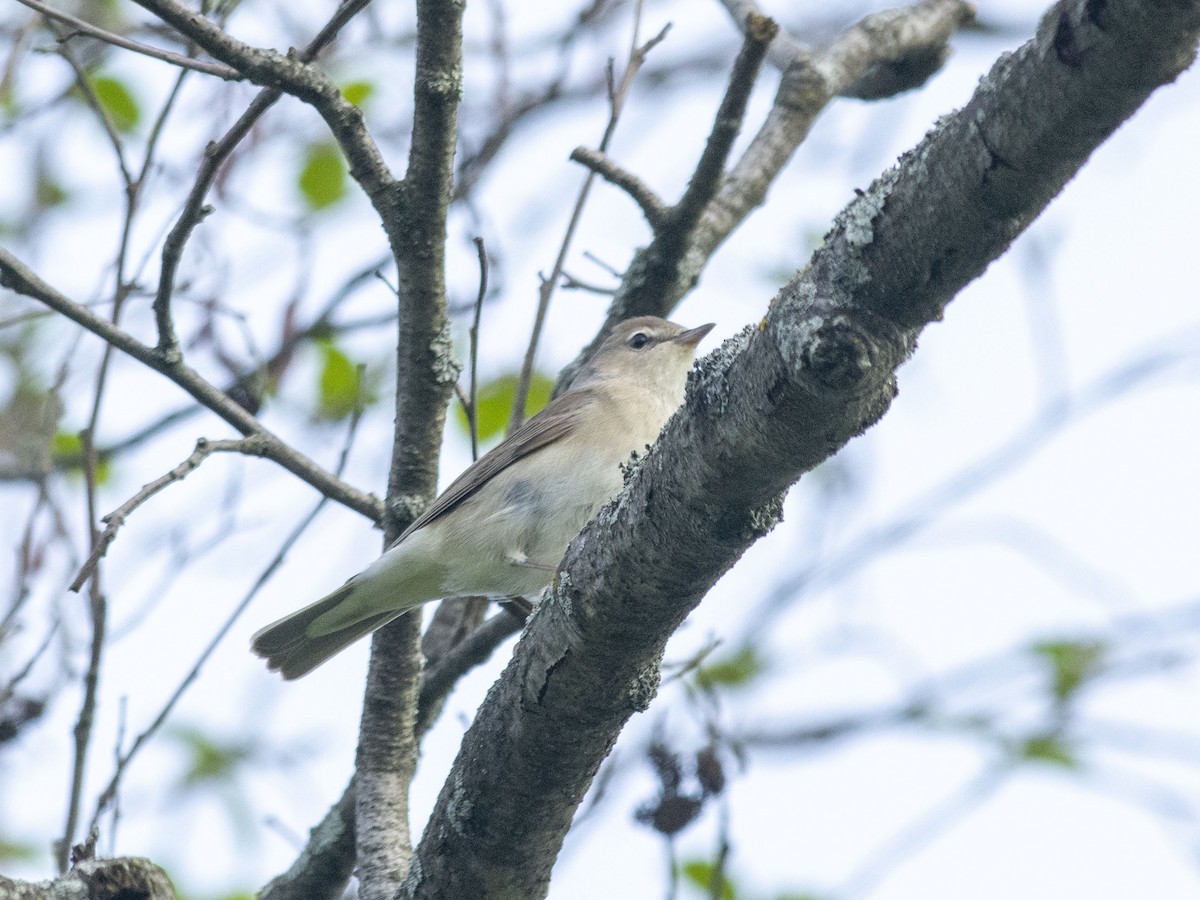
[508, 3, 670, 432]
[668, 13, 776, 237]
[69, 437, 253, 593]
[556, 0, 972, 392]
[468, 236, 488, 461]
[15, 0, 242, 80]
[569, 146, 668, 231]
[49, 21, 131, 187]
[148, 0, 376, 358]
[88, 408, 364, 837]
[355, 0, 467, 893]
[0, 250, 384, 523]
[57, 427, 106, 872]
[129, 0, 393, 191]
[91, 260, 391, 469]
[416, 609, 525, 734]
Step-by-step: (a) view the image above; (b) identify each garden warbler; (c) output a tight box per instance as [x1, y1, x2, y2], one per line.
[251, 316, 714, 678]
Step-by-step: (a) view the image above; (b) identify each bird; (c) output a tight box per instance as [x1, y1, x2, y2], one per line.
[251, 316, 715, 679]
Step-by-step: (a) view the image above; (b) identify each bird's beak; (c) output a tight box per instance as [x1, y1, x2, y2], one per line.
[673, 322, 716, 347]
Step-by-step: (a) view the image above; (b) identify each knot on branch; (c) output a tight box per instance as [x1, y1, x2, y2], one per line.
[790, 314, 879, 396]
[745, 13, 779, 46]
[626, 663, 661, 712]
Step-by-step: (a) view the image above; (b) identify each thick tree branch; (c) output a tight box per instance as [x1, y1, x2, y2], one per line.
[354, 1, 466, 897]
[0, 251, 384, 523]
[404, 0, 1200, 895]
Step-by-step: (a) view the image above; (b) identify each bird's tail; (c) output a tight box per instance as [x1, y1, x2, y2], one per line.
[250, 582, 402, 680]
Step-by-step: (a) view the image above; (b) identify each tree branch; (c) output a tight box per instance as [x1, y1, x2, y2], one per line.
[15, 0, 243, 80]
[404, 0, 1200, 895]
[558, 0, 972, 392]
[259, 778, 357, 900]
[0, 250, 384, 523]
[669, 12, 776, 239]
[136, 0, 381, 357]
[130, 0, 394, 194]
[68, 437, 250, 592]
[353, 0, 466, 896]
[569, 146, 668, 231]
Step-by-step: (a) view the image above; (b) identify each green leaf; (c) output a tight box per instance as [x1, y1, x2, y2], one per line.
[454, 372, 555, 443]
[680, 859, 736, 900]
[1016, 733, 1079, 769]
[340, 80, 375, 107]
[695, 645, 765, 691]
[90, 75, 140, 132]
[298, 141, 348, 210]
[315, 339, 364, 421]
[1032, 639, 1106, 704]
[51, 430, 111, 485]
[169, 725, 251, 789]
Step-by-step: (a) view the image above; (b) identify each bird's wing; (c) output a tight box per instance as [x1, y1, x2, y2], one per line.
[392, 388, 597, 545]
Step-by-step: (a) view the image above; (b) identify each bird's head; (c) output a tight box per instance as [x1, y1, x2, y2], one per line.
[577, 316, 715, 399]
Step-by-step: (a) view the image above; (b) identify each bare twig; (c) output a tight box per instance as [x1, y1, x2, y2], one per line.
[49, 21, 131, 187]
[508, 2, 670, 432]
[57, 427, 106, 872]
[148, 0, 375, 358]
[15, 0, 242, 79]
[569, 146, 668, 231]
[129, 0, 393, 191]
[69, 437, 253, 593]
[467, 236, 488, 461]
[415, 608, 525, 734]
[88, 408, 365, 837]
[0, 250, 385, 523]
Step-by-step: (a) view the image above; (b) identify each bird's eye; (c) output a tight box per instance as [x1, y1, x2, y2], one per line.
[627, 332, 649, 350]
